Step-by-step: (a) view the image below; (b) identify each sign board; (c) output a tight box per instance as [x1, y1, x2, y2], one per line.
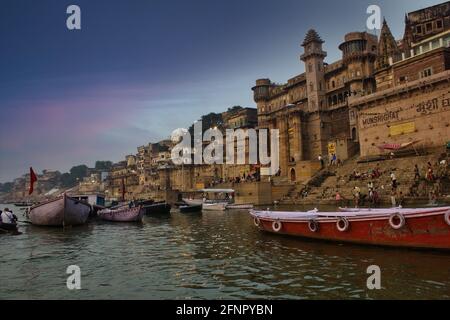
[195, 183, 205, 189]
[389, 122, 415, 136]
[328, 142, 336, 155]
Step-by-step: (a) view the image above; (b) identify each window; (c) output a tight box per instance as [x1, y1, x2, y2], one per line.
[332, 80, 335, 88]
[436, 20, 443, 29]
[420, 68, 433, 78]
[416, 25, 422, 34]
[426, 23, 432, 32]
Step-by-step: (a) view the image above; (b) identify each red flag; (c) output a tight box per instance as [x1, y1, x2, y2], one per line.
[121, 178, 126, 201]
[29, 167, 37, 195]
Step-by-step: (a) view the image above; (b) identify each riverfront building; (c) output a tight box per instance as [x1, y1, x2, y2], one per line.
[252, 1, 450, 183]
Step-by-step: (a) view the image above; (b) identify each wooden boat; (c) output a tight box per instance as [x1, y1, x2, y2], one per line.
[29, 194, 91, 227]
[0, 222, 19, 234]
[14, 202, 33, 207]
[339, 206, 403, 212]
[226, 203, 254, 210]
[179, 204, 202, 213]
[143, 201, 171, 215]
[136, 199, 155, 206]
[250, 207, 450, 250]
[97, 206, 144, 222]
[202, 202, 227, 211]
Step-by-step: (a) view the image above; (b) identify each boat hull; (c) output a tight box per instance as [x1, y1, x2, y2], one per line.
[0, 223, 19, 234]
[182, 199, 203, 206]
[202, 203, 227, 211]
[143, 202, 171, 215]
[29, 195, 91, 227]
[226, 204, 254, 210]
[251, 208, 450, 250]
[98, 206, 144, 222]
[179, 205, 202, 213]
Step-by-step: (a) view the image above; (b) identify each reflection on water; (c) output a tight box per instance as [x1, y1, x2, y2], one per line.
[0, 204, 449, 299]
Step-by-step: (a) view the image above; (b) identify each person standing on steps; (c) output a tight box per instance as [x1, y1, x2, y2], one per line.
[390, 171, 397, 190]
[414, 164, 420, 181]
[390, 189, 397, 207]
[318, 154, 324, 169]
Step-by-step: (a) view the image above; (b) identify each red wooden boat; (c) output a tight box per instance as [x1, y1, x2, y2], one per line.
[98, 206, 144, 222]
[250, 207, 450, 250]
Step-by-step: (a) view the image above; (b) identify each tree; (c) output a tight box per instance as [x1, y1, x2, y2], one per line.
[69, 165, 89, 179]
[60, 173, 75, 188]
[95, 161, 113, 171]
[0, 182, 13, 193]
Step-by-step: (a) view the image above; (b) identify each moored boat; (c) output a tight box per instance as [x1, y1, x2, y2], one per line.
[226, 203, 254, 210]
[202, 202, 227, 211]
[339, 206, 403, 212]
[182, 198, 203, 206]
[98, 206, 144, 222]
[0, 222, 19, 234]
[250, 207, 450, 250]
[179, 204, 202, 213]
[143, 201, 171, 215]
[28, 194, 91, 227]
[13, 202, 34, 207]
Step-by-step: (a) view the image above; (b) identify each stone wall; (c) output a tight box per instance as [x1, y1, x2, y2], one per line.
[353, 71, 450, 157]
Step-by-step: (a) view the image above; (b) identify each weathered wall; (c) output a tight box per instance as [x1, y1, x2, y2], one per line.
[357, 80, 450, 157]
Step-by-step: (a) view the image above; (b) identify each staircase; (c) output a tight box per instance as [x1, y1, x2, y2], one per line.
[278, 149, 449, 205]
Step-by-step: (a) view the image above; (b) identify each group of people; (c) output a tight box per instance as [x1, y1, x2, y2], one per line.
[318, 153, 341, 169]
[0, 208, 18, 225]
[210, 171, 261, 187]
[350, 164, 382, 181]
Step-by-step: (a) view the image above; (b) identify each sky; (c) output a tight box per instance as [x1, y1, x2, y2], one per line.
[0, 0, 445, 182]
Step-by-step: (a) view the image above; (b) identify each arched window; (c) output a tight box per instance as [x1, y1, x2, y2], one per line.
[290, 168, 296, 182]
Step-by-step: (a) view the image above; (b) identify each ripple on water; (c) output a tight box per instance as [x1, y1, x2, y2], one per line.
[0, 207, 449, 299]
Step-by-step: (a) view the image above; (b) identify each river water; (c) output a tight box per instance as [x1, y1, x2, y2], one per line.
[1, 204, 449, 300]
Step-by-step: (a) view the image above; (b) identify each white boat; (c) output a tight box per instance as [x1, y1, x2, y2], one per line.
[226, 204, 254, 210]
[29, 194, 91, 227]
[182, 198, 204, 206]
[202, 202, 228, 211]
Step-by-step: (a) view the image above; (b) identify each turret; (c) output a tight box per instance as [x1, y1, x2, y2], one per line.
[300, 29, 327, 112]
[252, 79, 271, 103]
[339, 31, 378, 96]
